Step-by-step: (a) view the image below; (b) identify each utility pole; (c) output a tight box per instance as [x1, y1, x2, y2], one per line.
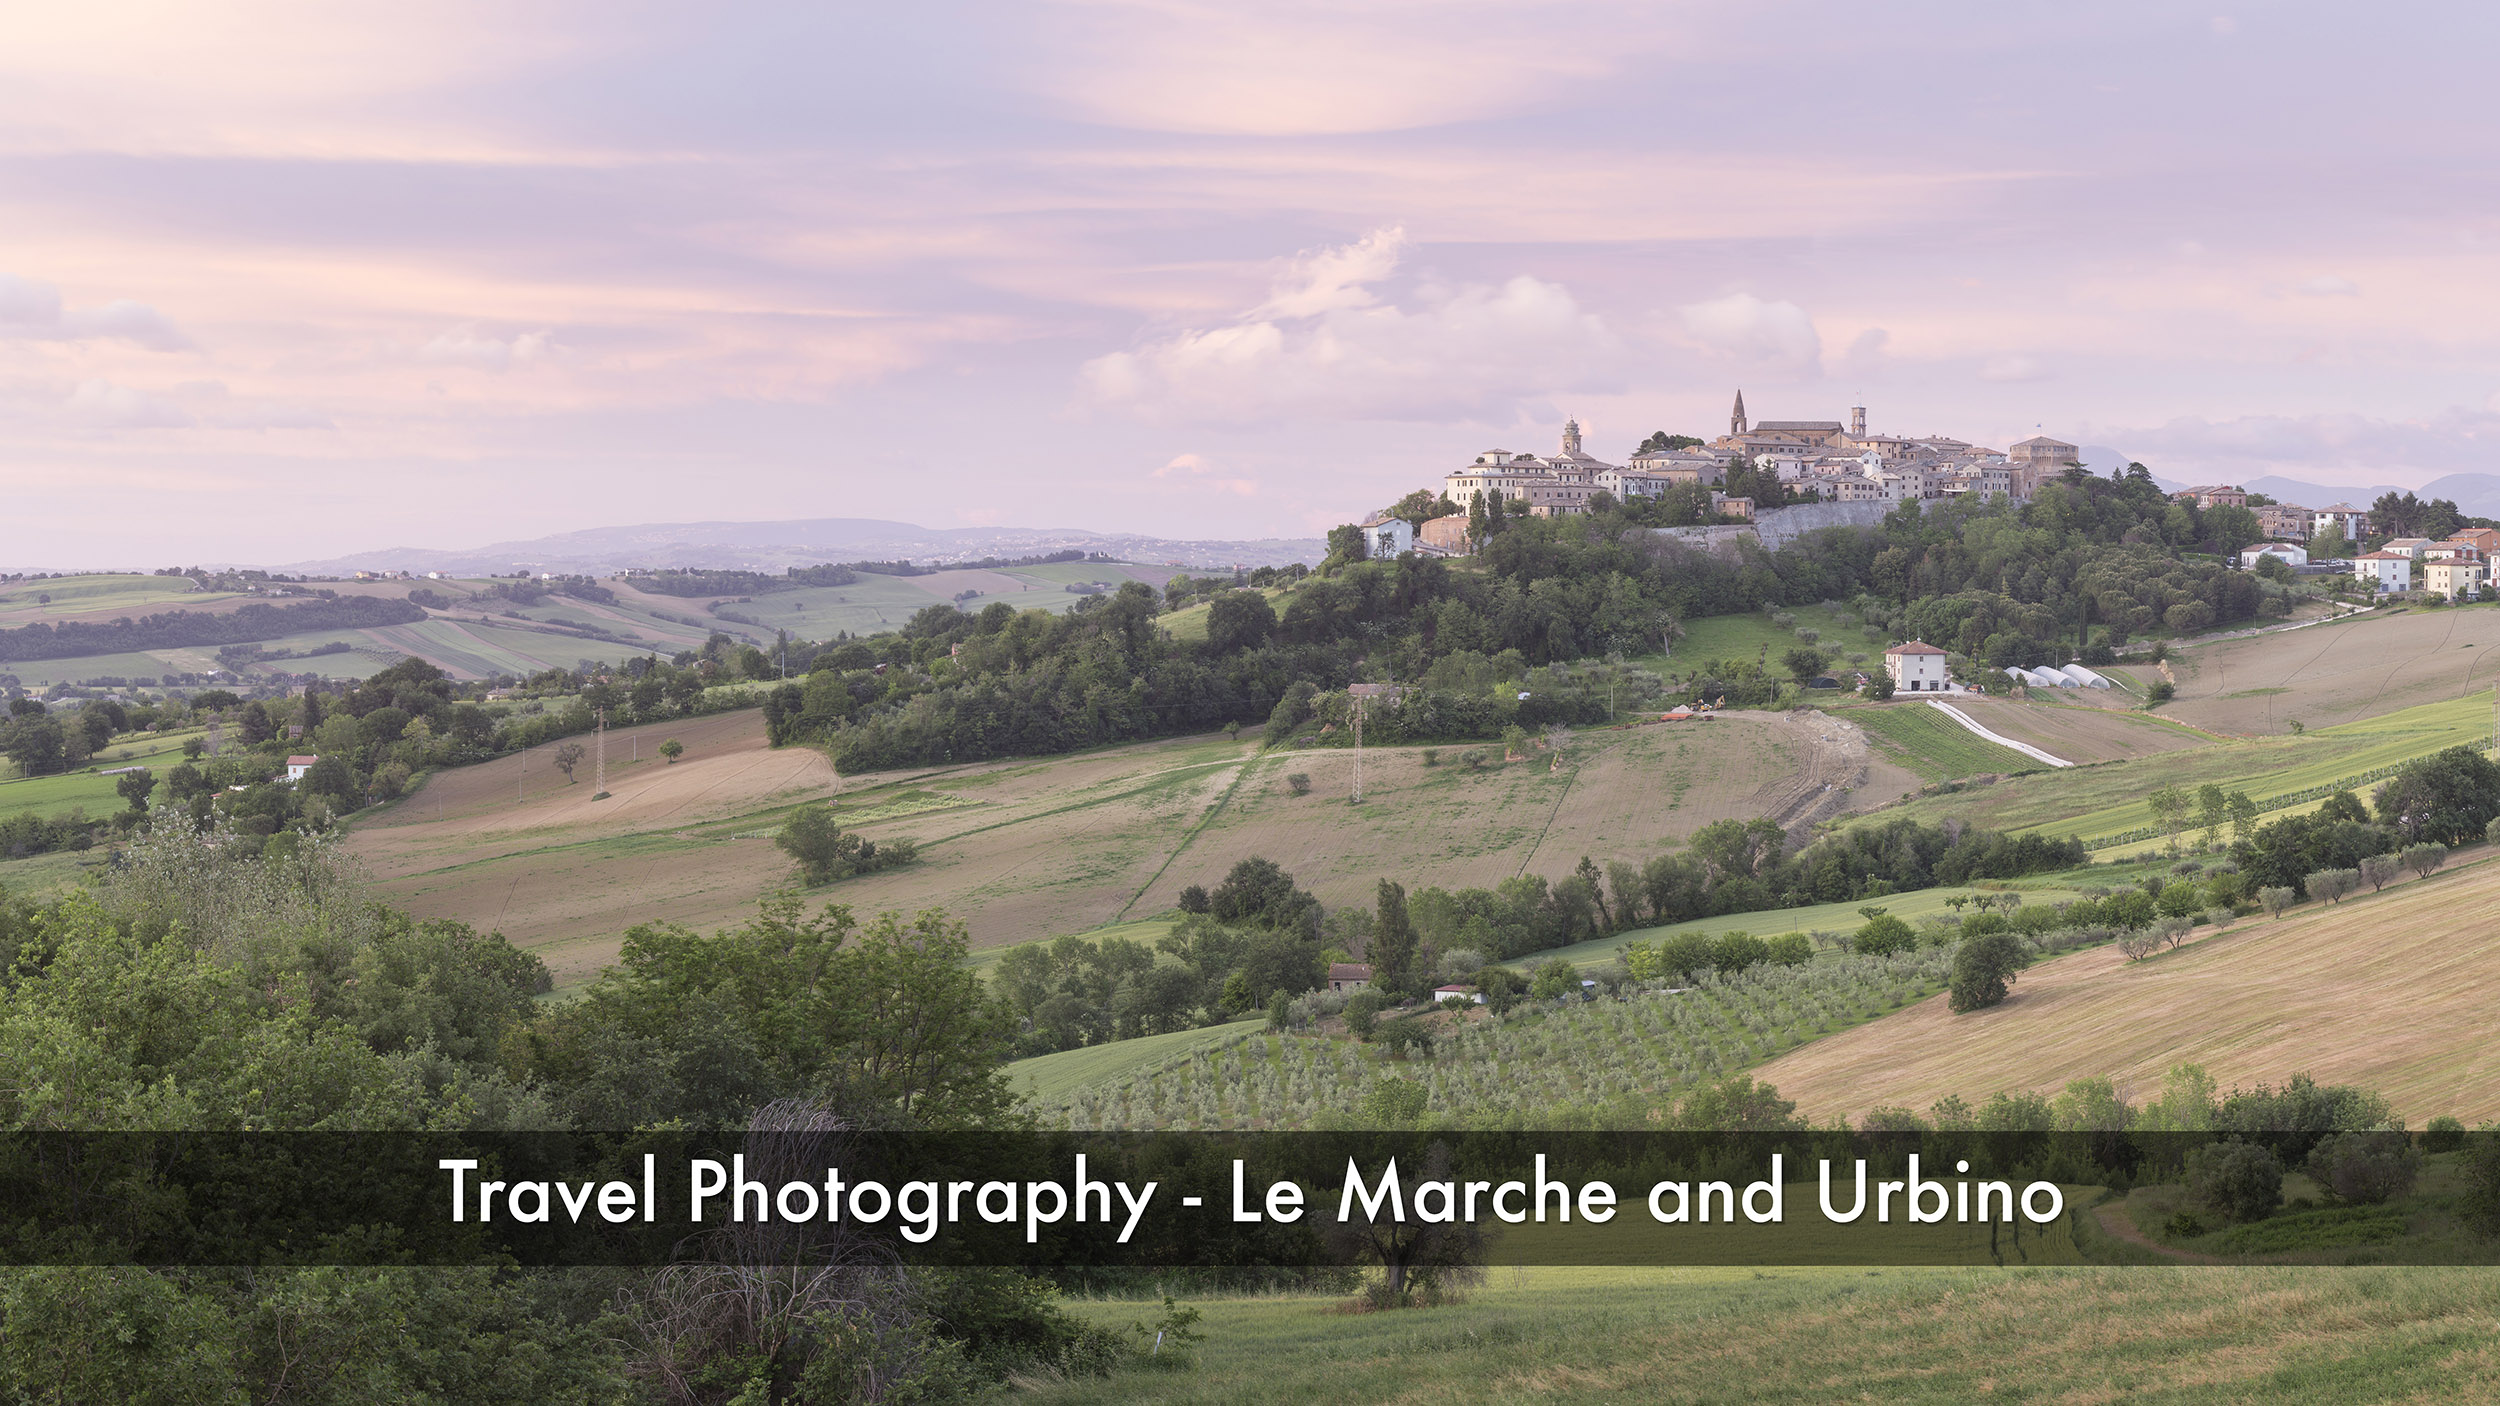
[517, 747, 524, 804]
[1351, 690, 1364, 805]
[595, 709, 606, 794]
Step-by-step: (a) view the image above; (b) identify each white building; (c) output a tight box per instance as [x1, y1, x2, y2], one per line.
[1358, 514, 1415, 558]
[285, 754, 319, 783]
[2313, 503, 2370, 540]
[2351, 552, 2413, 592]
[1885, 640, 1950, 692]
[2239, 542, 2308, 569]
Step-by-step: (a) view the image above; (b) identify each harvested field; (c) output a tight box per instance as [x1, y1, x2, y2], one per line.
[1751, 849, 2500, 1126]
[349, 706, 1910, 987]
[1919, 696, 2213, 766]
[2160, 603, 2500, 735]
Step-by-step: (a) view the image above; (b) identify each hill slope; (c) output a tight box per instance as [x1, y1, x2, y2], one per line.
[1750, 851, 2500, 1124]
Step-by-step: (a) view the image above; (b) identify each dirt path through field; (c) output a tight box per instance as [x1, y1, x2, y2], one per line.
[2092, 1205, 2217, 1263]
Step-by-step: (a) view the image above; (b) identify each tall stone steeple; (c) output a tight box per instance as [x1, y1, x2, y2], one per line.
[1560, 417, 1583, 457]
[1731, 390, 1747, 437]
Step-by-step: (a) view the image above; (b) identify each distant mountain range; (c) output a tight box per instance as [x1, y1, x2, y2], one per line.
[2240, 474, 2500, 519]
[268, 519, 1327, 576]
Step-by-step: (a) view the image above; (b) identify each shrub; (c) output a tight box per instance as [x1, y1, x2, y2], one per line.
[1362, 1076, 1428, 1126]
[1286, 772, 1312, 796]
[1421, 748, 1439, 767]
[2464, 1128, 2500, 1238]
[2146, 681, 2175, 706]
[2426, 1115, 2467, 1154]
[1459, 750, 1485, 770]
[2185, 1140, 2283, 1223]
[2164, 1209, 2205, 1239]
[1374, 1016, 1437, 1056]
[1710, 932, 1769, 974]
[1765, 933, 1813, 967]
[1177, 884, 1211, 914]
[1343, 993, 1385, 1039]
[2303, 1131, 2421, 1206]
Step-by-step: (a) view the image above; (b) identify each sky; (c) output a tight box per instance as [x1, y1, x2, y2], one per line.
[9, 1, 2500, 567]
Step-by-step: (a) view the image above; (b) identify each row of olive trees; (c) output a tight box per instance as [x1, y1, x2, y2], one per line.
[2296, 841, 2447, 906]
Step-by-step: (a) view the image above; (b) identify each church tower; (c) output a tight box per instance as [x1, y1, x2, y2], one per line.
[1851, 404, 1866, 438]
[1731, 390, 1747, 437]
[1560, 417, 1583, 457]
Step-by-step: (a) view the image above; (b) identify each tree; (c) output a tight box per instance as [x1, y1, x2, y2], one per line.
[2148, 786, 2191, 853]
[2259, 886, 2296, 918]
[1323, 1142, 1489, 1308]
[2303, 867, 2359, 904]
[551, 740, 586, 783]
[2304, 1131, 2421, 1206]
[2401, 842, 2448, 879]
[1864, 671, 1895, 701]
[1205, 590, 1279, 654]
[2358, 854, 2398, 893]
[114, 769, 155, 812]
[1177, 884, 1210, 914]
[1852, 914, 1917, 957]
[1781, 646, 1826, 684]
[2196, 783, 2228, 851]
[1949, 931, 2028, 1012]
[1389, 488, 1459, 532]
[1323, 523, 1367, 568]
[2185, 1141, 2283, 1224]
[1371, 879, 1419, 998]
[770, 801, 912, 885]
[658, 738, 683, 763]
[2373, 746, 2500, 844]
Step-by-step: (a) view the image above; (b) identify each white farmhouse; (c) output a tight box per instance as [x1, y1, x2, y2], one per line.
[1359, 514, 1415, 558]
[2239, 542, 2308, 569]
[285, 754, 319, 783]
[2351, 552, 2413, 593]
[1884, 640, 1950, 693]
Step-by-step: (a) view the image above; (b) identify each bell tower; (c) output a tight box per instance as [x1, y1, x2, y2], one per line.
[1851, 404, 1866, 439]
[1731, 390, 1747, 437]
[1560, 417, 1583, 457]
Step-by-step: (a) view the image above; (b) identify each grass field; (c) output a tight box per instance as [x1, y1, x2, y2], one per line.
[1003, 1018, 1264, 1102]
[1752, 846, 2500, 1126]
[1839, 700, 2044, 780]
[1031, 1266, 2500, 1404]
[0, 727, 213, 821]
[1530, 878, 2088, 970]
[1862, 690, 2497, 848]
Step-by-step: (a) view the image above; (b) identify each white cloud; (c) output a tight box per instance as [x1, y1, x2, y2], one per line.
[2297, 274, 2360, 297]
[1978, 353, 2047, 382]
[1677, 293, 1822, 371]
[65, 379, 194, 428]
[1151, 451, 1256, 495]
[1083, 229, 1622, 422]
[0, 273, 192, 349]
[419, 326, 554, 370]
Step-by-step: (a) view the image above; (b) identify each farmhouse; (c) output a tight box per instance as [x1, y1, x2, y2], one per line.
[1884, 640, 1950, 693]
[1327, 963, 1372, 994]
[2351, 552, 2414, 593]
[1432, 984, 1485, 1004]
[2240, 542, 2308, 569]
[285, 754, 319, 782]
[1359, 514, 1415, 558]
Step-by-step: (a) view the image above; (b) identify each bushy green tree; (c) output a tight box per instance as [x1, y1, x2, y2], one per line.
[1948, 931, 2028, 1012]
[2185, 1141, 2283, 1224]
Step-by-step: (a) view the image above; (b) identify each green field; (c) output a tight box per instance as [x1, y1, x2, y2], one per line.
[1868, 691, 2497, 847]
[1534, 879, 2088, 970]
[0, 727, 213, 821]
[1003, 1017, 1263, 1102]
[1033, 1265, 2500, 1403]
[1642, 602, 1868, 674]
[1841, 701, 2045, 781]
[0, 573, 253, 624]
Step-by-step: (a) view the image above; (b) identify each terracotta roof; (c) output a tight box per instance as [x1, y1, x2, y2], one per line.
[286, 754, 319, 765]
[1885, 641, 1947, 655]
[1328, 964, 1372, 981]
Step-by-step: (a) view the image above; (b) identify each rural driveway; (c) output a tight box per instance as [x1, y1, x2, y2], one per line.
[1925, 699, 2073, 767]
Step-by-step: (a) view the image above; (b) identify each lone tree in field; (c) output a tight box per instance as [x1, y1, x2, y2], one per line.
[2358, 854, 2398, 893]
[115, 769, 155, 812]
[2259, 885, 2296, 918]
[1948, 931, 2028, 1012]
[658, 738, 684, 764]
[773, 800, 914, 885]
[552, 741, 586, 783]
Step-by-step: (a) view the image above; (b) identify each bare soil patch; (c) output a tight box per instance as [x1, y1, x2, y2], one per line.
[1933, 697, 2211, 765]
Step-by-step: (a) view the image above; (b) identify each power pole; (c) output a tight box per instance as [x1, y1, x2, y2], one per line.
[517, 747, 524, 804]
[595, 709, 607, 794]
[1351, 691, 1363, 804]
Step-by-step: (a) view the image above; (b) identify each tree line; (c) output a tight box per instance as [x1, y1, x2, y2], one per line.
[0, 595, 425, 662]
